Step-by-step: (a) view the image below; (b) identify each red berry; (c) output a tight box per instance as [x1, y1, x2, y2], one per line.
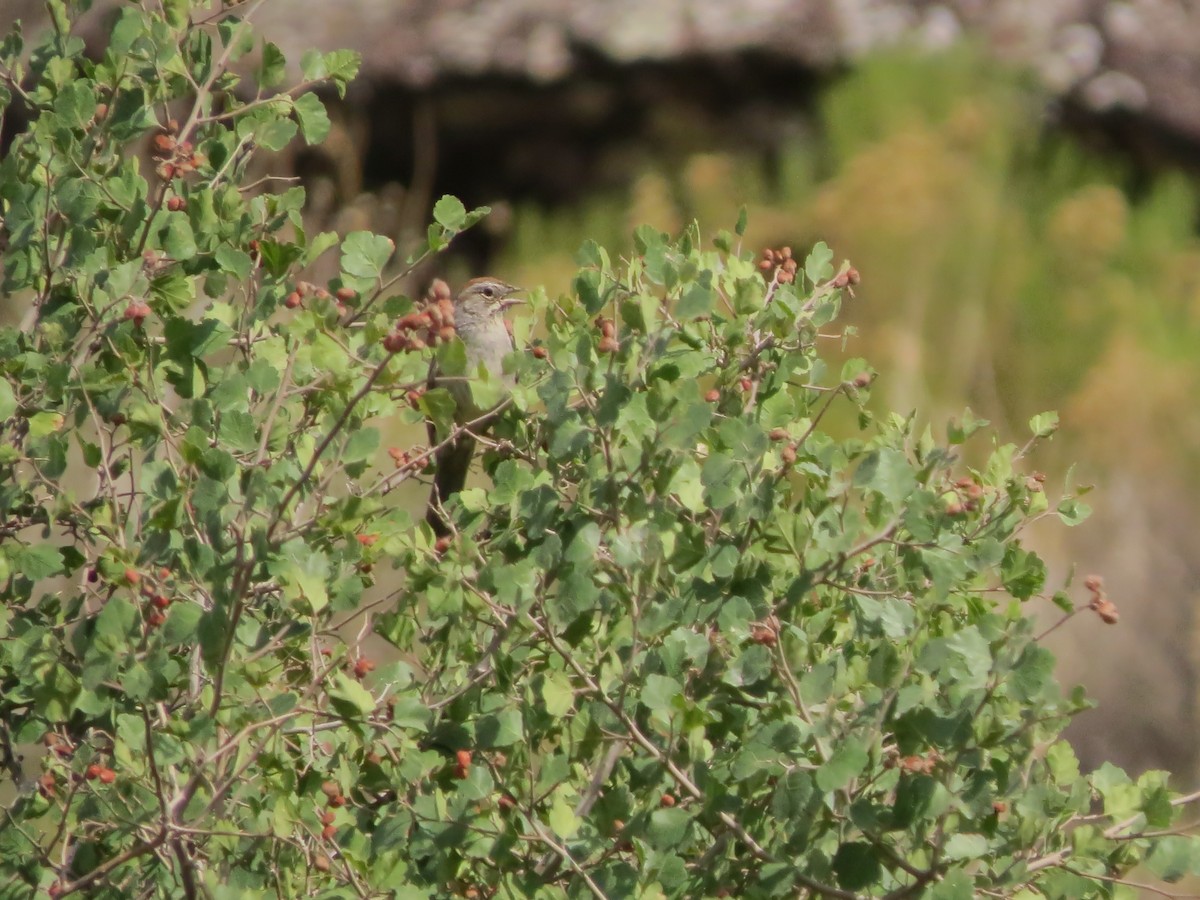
[124, 567, 141, 585]
[352, 657, 375, 678]
[704, 389, 721, 403]
[660, 793, 676, 807]
[335, 286, 356, 302]
[455, 749, 472, 769]
[99, 767, 116, 784]
[320, 780, 340, 798]
[86, 764, 103, 780]
[322, 824, 337, 840]
[532, 345, 548, 359]
[166, 196, 187, 212]
[283, 292, 302, 309]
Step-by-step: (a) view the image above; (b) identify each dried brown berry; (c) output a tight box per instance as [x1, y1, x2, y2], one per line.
[320, 780, 340, 798]
[750, 625, 778, 646]
[1091, 597, 1119, 625]
[352, 657, 375, 678]
[597, 336, 619, 354]
[781, 443, 797, 465]
[1083, 575, 1104, 592]
[382, 332, 408, 353]
[768, 427, 789, 442]
[151, 133, 176, 156]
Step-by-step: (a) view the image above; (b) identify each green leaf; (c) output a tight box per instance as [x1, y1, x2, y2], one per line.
[547, 793, 579, 839]
[641, 674, 682, 716]
[329, 672, 376, 718]
[432, 195, 466, 231]
[816, 739, 868, 792]
[12, 545, 64, 580]
[540, 672, 575, 717]
[293, 92, 331, 145]
[804, 241, 833, 283]
[0, 380, 14, 419]
[1028, 411, 1059, 438]
[942, 833, 989, 861]
[832, 842, 880, 891]
[341, 231, 394, 283]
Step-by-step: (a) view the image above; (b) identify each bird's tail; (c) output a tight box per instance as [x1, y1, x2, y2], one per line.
[425, 433, 477, 536]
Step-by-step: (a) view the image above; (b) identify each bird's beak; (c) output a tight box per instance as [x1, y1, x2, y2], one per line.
[498, 290, 525, 311]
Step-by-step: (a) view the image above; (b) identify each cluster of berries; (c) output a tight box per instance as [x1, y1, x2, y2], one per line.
[150, 121, 206, 181]
[382, 279, 457, 353]
[283, 281, 357, 316]
[758, 246, 799, 284]
[595, 316, 618, 354]
[1084, 574, 1119, 624]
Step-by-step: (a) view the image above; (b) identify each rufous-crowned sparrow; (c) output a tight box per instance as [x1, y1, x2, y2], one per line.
[425, 276, 523, 535]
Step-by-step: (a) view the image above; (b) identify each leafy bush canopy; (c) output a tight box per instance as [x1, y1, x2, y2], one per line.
[2, 2, 1200, 898]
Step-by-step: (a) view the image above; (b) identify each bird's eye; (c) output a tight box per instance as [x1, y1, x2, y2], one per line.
[480, 286, 495, 299]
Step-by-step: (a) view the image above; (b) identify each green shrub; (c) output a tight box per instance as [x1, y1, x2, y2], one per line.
[3, 3, 1200, 898]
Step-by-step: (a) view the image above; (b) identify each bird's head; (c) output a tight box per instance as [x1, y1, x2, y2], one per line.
[455, 277, 523, 320]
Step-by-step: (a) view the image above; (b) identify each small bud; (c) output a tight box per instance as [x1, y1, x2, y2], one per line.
[851, 371, 872, 388]
[94, 102, 109, 120]
[1084, 575, 1104, 593]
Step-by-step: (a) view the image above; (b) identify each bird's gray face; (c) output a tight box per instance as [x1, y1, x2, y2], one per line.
[455, 278, 523, 324]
